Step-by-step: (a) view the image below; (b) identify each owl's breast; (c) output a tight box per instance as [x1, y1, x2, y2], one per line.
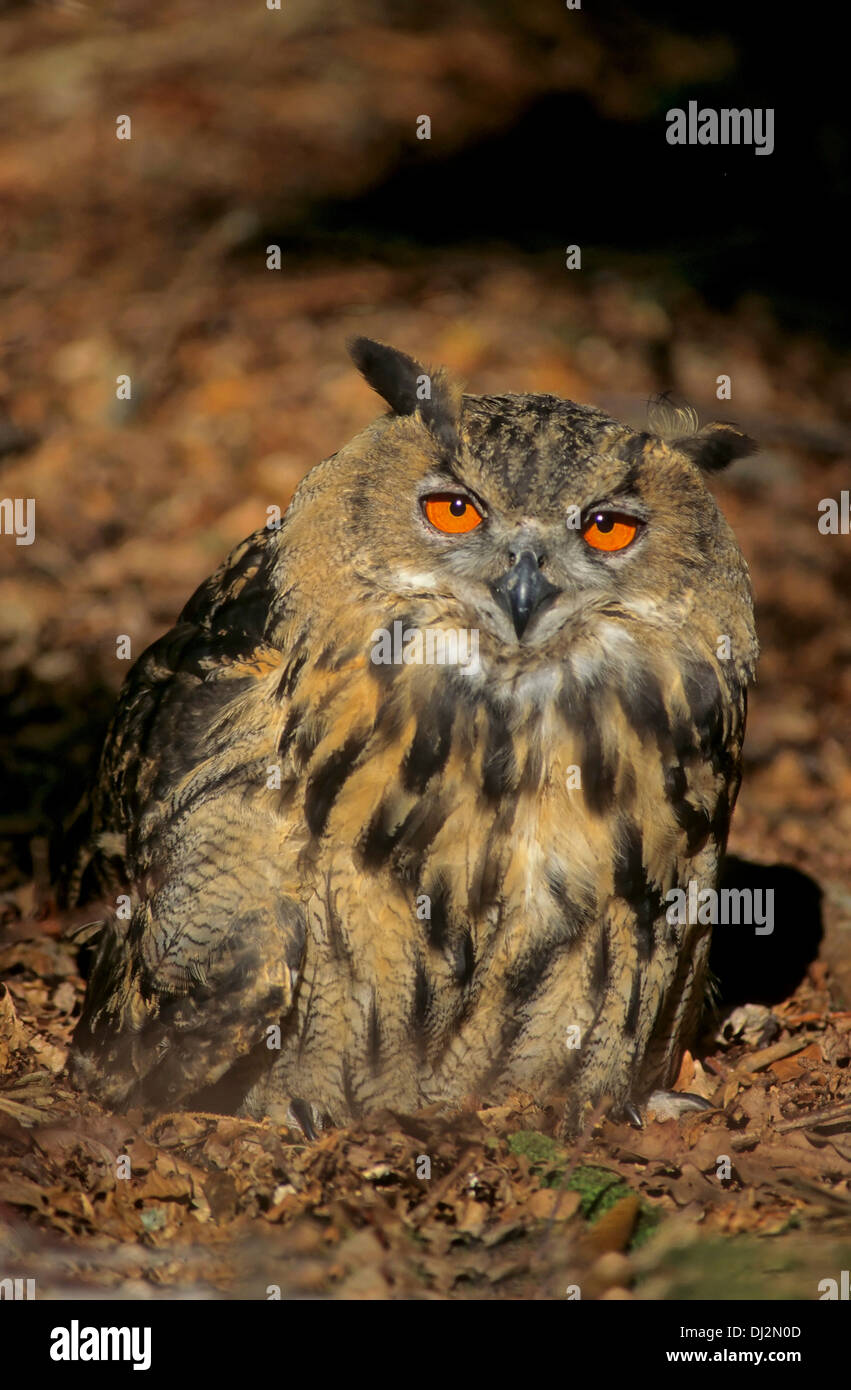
[268, 641, 731, 1122]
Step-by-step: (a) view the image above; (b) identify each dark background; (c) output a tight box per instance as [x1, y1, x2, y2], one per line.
[285, 3, 848, 339]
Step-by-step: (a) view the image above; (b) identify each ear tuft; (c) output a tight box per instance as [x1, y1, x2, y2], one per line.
[347, 336, 461, 452]
[647, 393, 757, 472]
[348, 336, 422, 416]
[676, 422, 758, 472]
[647, 392, 700, 439]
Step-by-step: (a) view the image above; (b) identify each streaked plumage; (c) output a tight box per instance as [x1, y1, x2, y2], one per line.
[70, 339, 758, 1136]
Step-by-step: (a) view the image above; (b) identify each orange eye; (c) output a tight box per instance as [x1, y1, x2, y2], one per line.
[582, 512, 639, 553]
[423, 493, 483, 535]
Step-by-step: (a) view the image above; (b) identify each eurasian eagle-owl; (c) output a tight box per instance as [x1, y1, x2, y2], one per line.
[70, 338, 757, 1137]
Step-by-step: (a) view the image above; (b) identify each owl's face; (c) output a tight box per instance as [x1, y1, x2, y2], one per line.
[281, 340, 757, 699]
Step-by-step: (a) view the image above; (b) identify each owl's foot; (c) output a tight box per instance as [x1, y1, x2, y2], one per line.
[645, 1090, 713, 1122]
[618, 1100, 644, 1129]
[612, 1090, 712, 1128]
[240, 1084, 333, 1140]
[284, 1097, 335, 1141]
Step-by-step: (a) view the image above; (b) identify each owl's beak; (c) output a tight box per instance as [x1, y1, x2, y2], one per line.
[489, 549, 561, 639]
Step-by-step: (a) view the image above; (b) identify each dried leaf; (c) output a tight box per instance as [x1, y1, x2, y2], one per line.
[583, 1195, 640, 1254]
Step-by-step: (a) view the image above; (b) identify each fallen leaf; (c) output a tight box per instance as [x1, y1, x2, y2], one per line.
[770, 1043, 823, 1082]
[582, 1195, 640, 1254]
[526, 1187, 581, 1222]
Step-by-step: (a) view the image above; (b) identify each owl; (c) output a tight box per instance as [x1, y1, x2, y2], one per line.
[69, 338, 758, 1138]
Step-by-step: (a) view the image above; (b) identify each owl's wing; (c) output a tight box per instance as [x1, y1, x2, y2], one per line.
[70, 528, 307, 1112]
[633, 662, 751, 1100]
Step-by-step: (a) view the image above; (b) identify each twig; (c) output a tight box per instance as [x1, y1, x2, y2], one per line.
[774, 1103, 851, 1134]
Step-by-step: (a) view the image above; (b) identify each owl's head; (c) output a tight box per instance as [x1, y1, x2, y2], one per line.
[280, 339, 758, 699]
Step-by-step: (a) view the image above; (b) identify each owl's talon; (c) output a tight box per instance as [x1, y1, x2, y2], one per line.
[288, 1097, 321, 1141]
[646, 1089, 713, 1122]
